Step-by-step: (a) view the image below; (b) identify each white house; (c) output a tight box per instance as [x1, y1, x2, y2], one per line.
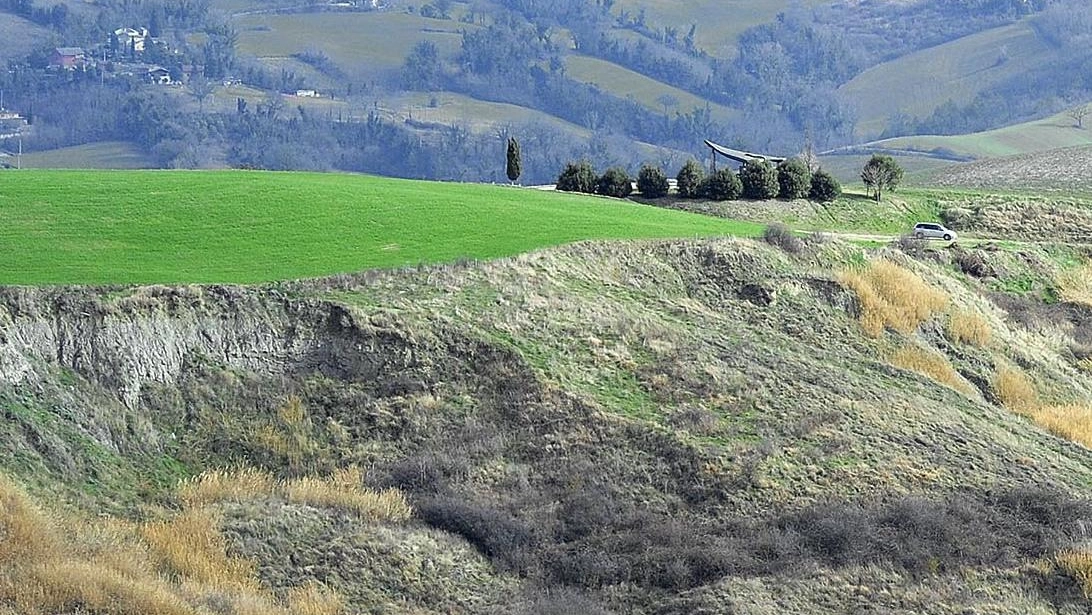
[114, 27, 149, 52]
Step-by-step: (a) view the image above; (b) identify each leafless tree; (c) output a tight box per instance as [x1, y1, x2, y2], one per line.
[1069, 103, 1090, 129]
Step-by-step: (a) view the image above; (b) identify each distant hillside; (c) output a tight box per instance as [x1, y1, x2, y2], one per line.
[0, 12, 52, 61]
[866, 107, 1092, 160]
[840, 19, 1056, 139]
[929, 143, 1092, 194]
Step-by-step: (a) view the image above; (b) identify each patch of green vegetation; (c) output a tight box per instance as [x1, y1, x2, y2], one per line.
[0, 170, 761, 284]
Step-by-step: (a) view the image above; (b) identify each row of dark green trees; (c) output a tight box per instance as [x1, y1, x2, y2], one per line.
[556, 158, 841, 202]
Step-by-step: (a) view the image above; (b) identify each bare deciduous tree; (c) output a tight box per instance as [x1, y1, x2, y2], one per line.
[1069, 103, 1090, 129]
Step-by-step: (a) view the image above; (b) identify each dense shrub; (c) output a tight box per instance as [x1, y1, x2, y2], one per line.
[595, 167, 633, 198]
[698, 168, 742, 201]
[636, 164, 670, 198]
[776, 157, 812, 199]
[556, 160, 596, 193]
[739, 159, 779, 200]
[762, 223, 805, 255]
[809, 169, 842, 202]
[417, 496, 536, 573]
[675, 159, 705, 198]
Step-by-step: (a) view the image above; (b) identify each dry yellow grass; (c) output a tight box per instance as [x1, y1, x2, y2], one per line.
[284, 466, 412, 521]
[993, 364, 1039, 413]
[1027, 404, 1092, 449]
[946, 309, 992, 347]
[1080, 358, 1092, 375]
[178, 466, 277, 507]
[839, 259, 949, 337]
[141, 507, 259, 591]
[0, 472, 347, 615]
[890, 344, 975, 395]
[1056, 548, 1092, 597]
[1056, 262, 1092, 307]
[287, 582, 346, 615]
[180, 466, 413, 522]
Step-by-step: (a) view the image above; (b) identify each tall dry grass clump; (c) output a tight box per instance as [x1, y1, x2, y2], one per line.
[0, 471, 348, 615]
[1029, 404, 1092, 448]
[890, 344, 975, 395]
[1056, 263, 1092, 307]
[178, 466, 277, 507]
[993, 364, 1039, 414]
[1056, 548, 1092, 597]
[141, 507, 259, 591]
[946, 309, 992, 347]
[284, 466, 412, 522]
[839, 259, 949, 337]
[286, 582, 346, 615]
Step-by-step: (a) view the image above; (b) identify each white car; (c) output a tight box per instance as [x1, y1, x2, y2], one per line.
[913, 222, 956, 241]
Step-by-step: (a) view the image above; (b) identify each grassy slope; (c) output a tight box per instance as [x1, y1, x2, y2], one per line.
[869, 108, 1092, 159]
[7, 142, 154, 170]
[0, 12, 52, 60]
[235, 12, 472, 80]
[608, 0, 822, 58]
[0, 170, 760, 284]
[839, 19, 1055, 139]
[565, 54, 737, 121]
[929, 143, 1092, 195]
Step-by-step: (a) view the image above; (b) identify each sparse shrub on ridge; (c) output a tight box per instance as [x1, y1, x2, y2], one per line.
[595, 167, 633, 198]
[636, 164, 669, 198]
[762, 223, 805, 255]
[675, 159, 705, 198]
[699, 168, 742, 201]
[556, 160, 596, 193]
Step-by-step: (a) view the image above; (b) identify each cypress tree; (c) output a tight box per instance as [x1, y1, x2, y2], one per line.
[506, 137, 521, 184]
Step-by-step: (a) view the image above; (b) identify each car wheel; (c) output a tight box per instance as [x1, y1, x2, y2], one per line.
[943, 234, 952, 241]
[914, 232, 924, 239]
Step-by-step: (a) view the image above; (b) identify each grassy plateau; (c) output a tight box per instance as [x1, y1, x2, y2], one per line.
[0, 170, 760, 285]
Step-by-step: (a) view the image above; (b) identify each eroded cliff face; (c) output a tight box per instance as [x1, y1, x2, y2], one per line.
[0, 285, 422, 409]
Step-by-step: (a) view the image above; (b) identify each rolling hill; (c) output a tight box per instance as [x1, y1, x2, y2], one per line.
[839, 18, 1058, 139]
[864, 107, 1092, 160]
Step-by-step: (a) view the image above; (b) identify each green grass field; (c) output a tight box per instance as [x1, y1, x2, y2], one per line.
[839, 19, 1055, 139]
[8, 142, 154, 170]
[0, 170, 761, 284]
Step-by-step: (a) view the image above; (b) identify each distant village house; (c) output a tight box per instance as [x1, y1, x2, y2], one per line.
[114, 27, 149, 52]
[147, 66, 172, 85]
[295, 89, 319, 98]
[50, 47, 86, 70]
